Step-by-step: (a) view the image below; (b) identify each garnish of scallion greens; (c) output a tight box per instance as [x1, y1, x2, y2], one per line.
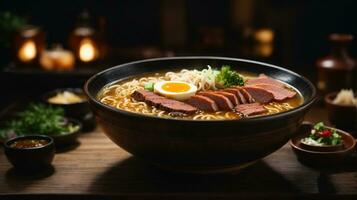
[144, 82, 155, 91]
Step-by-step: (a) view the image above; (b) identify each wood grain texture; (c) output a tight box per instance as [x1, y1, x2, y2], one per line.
[0, 106, 356, 199]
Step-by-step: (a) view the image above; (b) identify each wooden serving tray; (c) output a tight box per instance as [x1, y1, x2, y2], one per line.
[0, 106, 357, 200]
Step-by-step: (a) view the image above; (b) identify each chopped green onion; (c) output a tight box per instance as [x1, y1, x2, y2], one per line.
[313, 122, 325, 131]
[144, 82, 155, 91]
[307, 122, 342, 146]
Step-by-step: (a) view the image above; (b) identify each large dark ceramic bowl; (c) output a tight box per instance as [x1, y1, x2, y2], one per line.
[84, 56, 317, 173]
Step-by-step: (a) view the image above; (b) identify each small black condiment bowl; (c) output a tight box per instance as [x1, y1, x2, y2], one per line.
[42, 88, 95, 132]
[325, 92, 357, 133]
[4, 135, 55, 171]
[51, 118, 82, 148]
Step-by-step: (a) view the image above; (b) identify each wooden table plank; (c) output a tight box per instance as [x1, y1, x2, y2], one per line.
[0, 106, 356, 199]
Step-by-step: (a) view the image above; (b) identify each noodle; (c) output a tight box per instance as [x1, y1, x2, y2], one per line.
[98, 69, 302, 120]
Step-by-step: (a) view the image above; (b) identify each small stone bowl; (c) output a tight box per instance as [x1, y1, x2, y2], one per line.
[324, 91, 357, 133]
[290, 122, 356, 166]
[4, 135, 55, 171]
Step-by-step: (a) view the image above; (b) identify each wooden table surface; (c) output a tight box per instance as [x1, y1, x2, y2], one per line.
[1, 106, 357, 200]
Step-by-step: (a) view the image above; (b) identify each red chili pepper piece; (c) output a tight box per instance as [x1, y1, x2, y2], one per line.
[319, 129, 332, 138]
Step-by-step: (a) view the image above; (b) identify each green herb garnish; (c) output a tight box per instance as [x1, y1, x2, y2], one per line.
[0, 103, 79, 140]
[307, 122, 342, 146]
[0, 12, 26, 48]
[144, 82, 155, 91]
[313, 122, 325, 132]
[215, 65, 244, 88]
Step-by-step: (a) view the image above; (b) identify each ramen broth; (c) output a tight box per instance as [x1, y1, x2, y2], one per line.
[97, 70, 303, 120]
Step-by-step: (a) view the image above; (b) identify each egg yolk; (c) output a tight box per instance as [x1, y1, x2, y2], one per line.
[162, 82, 190, 93]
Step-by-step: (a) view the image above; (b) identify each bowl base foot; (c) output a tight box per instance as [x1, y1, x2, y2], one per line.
[153, 160, 258, 174]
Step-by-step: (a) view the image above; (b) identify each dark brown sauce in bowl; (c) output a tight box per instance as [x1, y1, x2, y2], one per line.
[4, 135, 55, 170]
[10, 139, 49, 149]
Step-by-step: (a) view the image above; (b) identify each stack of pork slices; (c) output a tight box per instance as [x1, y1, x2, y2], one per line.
[131, 74, 297, 117]
[187, 74, 297, 116]
[132, 90, 198, 114]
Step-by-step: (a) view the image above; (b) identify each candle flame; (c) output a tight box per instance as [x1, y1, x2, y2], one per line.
[79, 39, 97, 62]
[18, 40, 37, 62]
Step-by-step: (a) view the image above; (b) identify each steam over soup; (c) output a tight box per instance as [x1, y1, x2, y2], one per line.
[97, 65, 303, 120]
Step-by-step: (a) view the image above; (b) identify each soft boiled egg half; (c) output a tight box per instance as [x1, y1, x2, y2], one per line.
[154, 81, 197, 101]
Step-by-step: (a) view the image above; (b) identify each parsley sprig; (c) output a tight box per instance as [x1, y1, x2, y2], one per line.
[309, 122, 342, 146]
[215, 65, 244, 88]
[0, 103, 79, 140]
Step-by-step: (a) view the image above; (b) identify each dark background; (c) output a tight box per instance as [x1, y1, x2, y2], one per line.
[0, 0, 356, 108]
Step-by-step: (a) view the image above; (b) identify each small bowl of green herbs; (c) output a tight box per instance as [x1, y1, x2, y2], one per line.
[0, 103, 82, 148]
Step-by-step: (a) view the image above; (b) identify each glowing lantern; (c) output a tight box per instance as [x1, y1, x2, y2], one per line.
[79, 38, 98, 62]
[14, 25, 44, 65]
[69, 11, 102, 64]
[18, 40, 37, 62]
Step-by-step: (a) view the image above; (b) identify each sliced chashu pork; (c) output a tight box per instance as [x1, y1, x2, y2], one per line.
[252, 84, 296, 101]
[198, 91, 234, 110]
[244, 75, 296, 102]
[186, 95, 219, 112]
[245, 75, 285, 88]
[131, 90, 197, 114]
[242, 86, 274, 103]
[224, 88, 254, 104]
[235, 103, 267, 116]
[214, 91, 239, 106]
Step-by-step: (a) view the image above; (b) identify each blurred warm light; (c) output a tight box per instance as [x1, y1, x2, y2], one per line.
[14, 25, 44, 64]
[254, 29, 274, 43]
[321, 60, 334, 68]
[18, 40, 37, 62]
[255, 43, 273, 57]
[252, 28, 275, 57]
[79, 38, 98, 62]
[40, 46, 75, 71]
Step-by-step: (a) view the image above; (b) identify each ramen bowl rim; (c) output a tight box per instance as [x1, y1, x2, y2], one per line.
[84, 56, 317, 123]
